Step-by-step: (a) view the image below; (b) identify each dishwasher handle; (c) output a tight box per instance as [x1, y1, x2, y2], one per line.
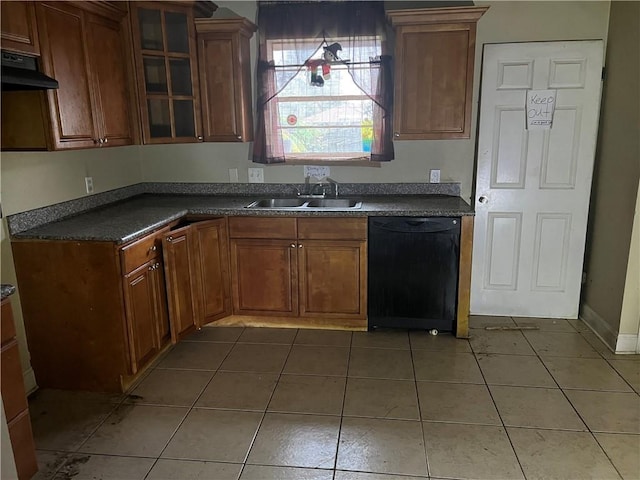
[370, 217, 460, 234]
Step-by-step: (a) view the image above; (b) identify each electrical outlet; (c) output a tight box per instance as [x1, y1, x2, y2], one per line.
[248, 167, 264, 183]
[229, 168, 239, 183]
[429, 169, 441, 183]
[84, 176, 94, 194]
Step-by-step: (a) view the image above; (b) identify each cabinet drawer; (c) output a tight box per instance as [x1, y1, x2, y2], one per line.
[121, 228, 168, 274]
[1, 299, 16, 345]
[1, 339, 28, 422]
[229, 217, 297, 239]
[298, 218, 367, 240]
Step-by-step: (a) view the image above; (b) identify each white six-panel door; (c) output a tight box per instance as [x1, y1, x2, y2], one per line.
[471, 41, 604, 318]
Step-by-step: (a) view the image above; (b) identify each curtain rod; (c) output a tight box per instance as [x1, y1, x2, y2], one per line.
[270, 60, 381, 68]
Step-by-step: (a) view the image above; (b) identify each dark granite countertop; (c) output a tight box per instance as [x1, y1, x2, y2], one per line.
[11, 193, 474, 245]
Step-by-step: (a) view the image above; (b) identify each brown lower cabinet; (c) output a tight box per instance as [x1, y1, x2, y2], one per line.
[228, 217, 367, 326]
[11, 217, 230, 392]
[1, 298, 38, 480]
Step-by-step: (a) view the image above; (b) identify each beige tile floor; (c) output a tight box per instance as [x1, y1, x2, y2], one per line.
[29, 316, 640, 480]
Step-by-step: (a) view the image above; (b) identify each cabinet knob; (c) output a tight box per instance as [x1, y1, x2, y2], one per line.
[197, 136, 203, 141]
[149, 245, 157, 252]
[236, 135, 242, 141]
[394, 132, 400, 138]
[290, 243, 296, 248]
[103, 137, 108, 144]
[166, 236, 173, 242]
[298, 244, 303, 248]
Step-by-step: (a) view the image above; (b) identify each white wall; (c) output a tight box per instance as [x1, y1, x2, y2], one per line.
[619, 182, 639, 341]
[580, 1, 640, 350]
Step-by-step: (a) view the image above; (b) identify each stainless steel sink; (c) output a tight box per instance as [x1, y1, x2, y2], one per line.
[245, 198, 306, 208]
[245, 198, 362, 209]
[305, 198, 362, 208]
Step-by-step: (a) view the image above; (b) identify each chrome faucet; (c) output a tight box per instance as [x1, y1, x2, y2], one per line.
[326, 177, 339, 197]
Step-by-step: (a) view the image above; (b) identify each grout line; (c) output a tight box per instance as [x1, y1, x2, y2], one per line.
[473, 317, 528, 480]
[517, 325, 625, 478]
[236, 329, 299, 478]
[408, 331, 432, 478]
[331, 328, 354, 472]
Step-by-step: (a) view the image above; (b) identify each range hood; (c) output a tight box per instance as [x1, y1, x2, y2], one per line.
[1, 51, 58, 91]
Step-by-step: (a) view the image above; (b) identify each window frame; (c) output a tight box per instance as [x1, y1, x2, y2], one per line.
[266, 37, 382, 164]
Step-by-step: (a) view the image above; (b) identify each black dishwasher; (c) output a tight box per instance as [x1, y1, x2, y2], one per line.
[368, 217, 460, 332]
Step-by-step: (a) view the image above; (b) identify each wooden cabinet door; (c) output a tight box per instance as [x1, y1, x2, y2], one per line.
[130, 2, 202, 144]
[196, 18, 256, 142]
[230, 239, 298, 316]
[163, 226, 200, 341]
[84, 12, 134, 147]
[1, 1, 39, 55]
[193, 219, 232, 324]
[389, 7, 487, 140]
[298, 240, 367, 319]
[36, 2, 99, 149]
[123, 261, 160, 374]
[150, 259, 171, 346]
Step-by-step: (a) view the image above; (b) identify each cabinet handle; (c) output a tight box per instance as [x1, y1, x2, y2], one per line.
[298, 244, 303, 248]
[148, 265, 153, 271]
[197, 136, 203, 141]
[290, 243, 296, 248]
[166, 236, 173, 242]
[103, 138, 108, 144]
[394, 132, 400, 138]
[149, 245, 157, 252]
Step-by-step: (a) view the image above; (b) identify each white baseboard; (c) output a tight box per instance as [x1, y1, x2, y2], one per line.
[580, 303, 640, 354]
[579, 303, 618, 350]
[22, 368, 37, 396]
[615, 334, 639, 354]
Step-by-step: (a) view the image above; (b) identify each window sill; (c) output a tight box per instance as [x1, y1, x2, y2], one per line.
[271, 158, 381, 168]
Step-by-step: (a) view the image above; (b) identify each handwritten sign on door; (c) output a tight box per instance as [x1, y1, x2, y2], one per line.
[526, 89, 557, 130]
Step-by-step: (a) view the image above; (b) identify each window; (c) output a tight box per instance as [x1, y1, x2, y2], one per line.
[270, 38, 381, 161]
[253, 1, 394, 165]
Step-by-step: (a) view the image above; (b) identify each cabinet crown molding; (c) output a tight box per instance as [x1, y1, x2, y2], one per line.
[387, 6, 489, 26]
[195, 17, 257, 36]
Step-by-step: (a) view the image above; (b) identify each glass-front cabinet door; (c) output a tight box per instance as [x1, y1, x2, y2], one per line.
[131, 3, 202, 143]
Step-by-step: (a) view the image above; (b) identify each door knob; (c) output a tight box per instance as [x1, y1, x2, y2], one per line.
[478, 196, 488, 204]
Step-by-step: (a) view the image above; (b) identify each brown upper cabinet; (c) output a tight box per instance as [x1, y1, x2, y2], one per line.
[1, 1, 136, 151]
[195, 17, 256, 142]
[130, 1, 207, 144]
[388, 7, 488, 140]
[1, 1, 40, 55]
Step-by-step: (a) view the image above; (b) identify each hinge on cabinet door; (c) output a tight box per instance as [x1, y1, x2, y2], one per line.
[601, 67, 606, 81]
